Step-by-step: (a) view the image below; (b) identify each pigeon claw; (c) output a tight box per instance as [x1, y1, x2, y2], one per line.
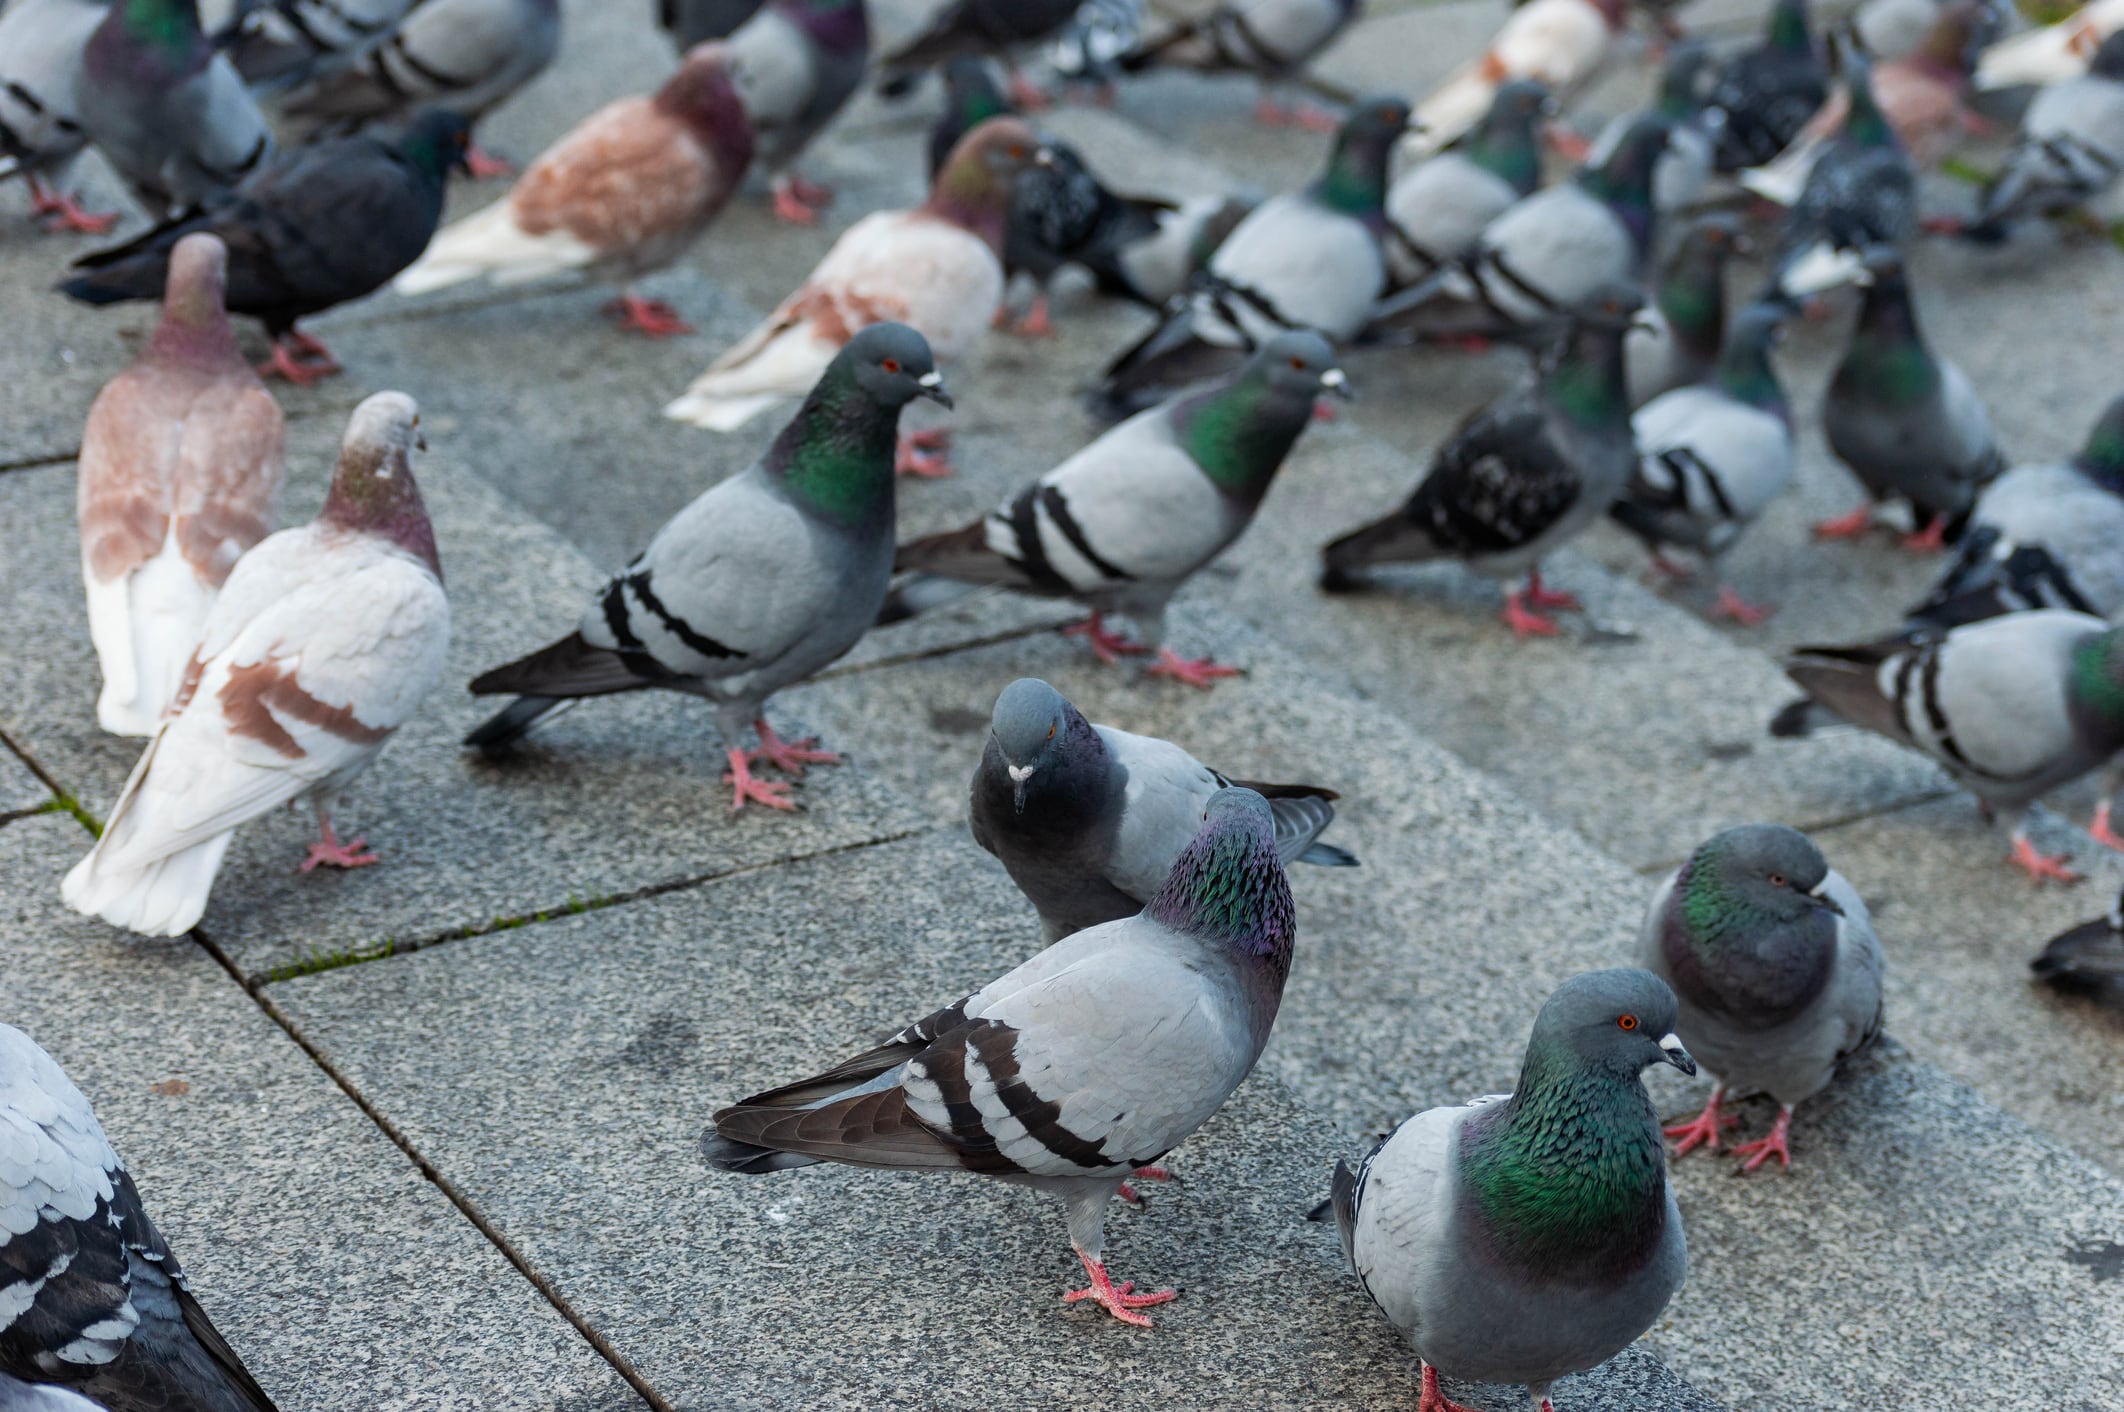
[2008, 836, 2080, 883]
[1418, 1363, 1485, 1412]
[1144, 647, 1242, 689]
[1663, 1087, 1738, 1157]
[748, 720, 841, 777]
[723, 748, 798, 813]
[605, 294, 694, 338]
[1065, 1251, 1176, 1328]
[1731, 1108, 1794, 1174]
[1812, 505, 1876, 540]
[1062, 613, 1149, 665]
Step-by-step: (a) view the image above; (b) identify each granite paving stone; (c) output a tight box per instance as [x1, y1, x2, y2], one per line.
[0, 814, 642, 1412]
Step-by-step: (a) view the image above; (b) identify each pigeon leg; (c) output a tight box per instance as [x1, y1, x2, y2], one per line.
[749, 718, 841, 776]
[1731, 1105, 1795, 1173]
[1501, 588, 1564, 638]
[895, 428, 955, 477]
[722, 746, 797, 812]
[1522, 569, 1580, 612]
[1008, 292, 1056, 338]
[1812, 504, 1876, 540]
[464, 144, 516, 179]
[604, 291, 694, 338]
[1711, 585, 1775, 626]
[770, 173, 828, 225]
[1063, 1246, 1176, 1327]
[300, 810, 379, 872]
[2008, 834, 2081, 883]
[1418, 1363, 1485, 1412]
[1061, 612, 1149, 665]
[1662, 1085, 1737, 1157]
[1145, 646, 1243, 689]
[26, 176, 118, 234]
[1900, 515, 1950, 553]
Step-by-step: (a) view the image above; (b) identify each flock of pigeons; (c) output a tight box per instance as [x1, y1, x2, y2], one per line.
[4, 0, 2124, 1408]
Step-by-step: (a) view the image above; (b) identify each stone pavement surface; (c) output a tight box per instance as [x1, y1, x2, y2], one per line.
[6, 0, 2124, 1409]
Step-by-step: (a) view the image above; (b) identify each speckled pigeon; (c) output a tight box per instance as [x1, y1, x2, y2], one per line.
[0, 1023, 279, 1411]
[971, 677, 1355, 941]
[1383, 79, 1548, 288]
[468, 325, 949, 811]
[725, 0, 869, 225]
[1761, 56, 1915, 304]
[889, 331, 1348, 687]
[1640, 824, 1884, 1172]
[1625, 213, 1749, 410]
[1320, 287, 1643, 638]
[704, 786, 1298, 1328]
[1707, 0, 1827, 173]
[0, 0, 119, 233]
[1328, 969, 1692, 1412]
[63, 393, 449, 937]
[1118, 0, 1363, 131]
[1965, 29, 2124, 243]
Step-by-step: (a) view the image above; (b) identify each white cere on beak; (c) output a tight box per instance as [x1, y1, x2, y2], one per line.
[1006, 764, 1035, 784]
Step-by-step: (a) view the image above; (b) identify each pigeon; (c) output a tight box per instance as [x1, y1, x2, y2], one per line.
[662, 0, 769, 46]
[877, 0, 1081, 106]
[1964, 29, 2124, 242]
[62, 392, 449, 937]
[2032, 885, 2124, 994]
[1591, 38, 1718, 213]
[1117, 0, 1364, 132]
[0, 1022, 280, 1411]
[725, 0, 869, 225]
[1383, 79, 1548, 288]
[276, 0, 561, 178]
[59, 109, 471, 384]
[469, 325, 948, 811]
[890, 331, 1348, 686]
[72, 0, 274, 221]
[927, 55, 1016, 180]
[1092, 96, 1404, 416]
[1612, 301, 1794, 625]
[970, 677, 1355, 941]
[0, 0, 119, 233]
[1369, 115, 1666, 346]
[78, 234, 287, 739]
[1902, 393, 2124, 629]
[393, 45, 754, 338]
[1813, 245, 2004, 550]
[213, 0, 420, 90]
[1328, 969, 1692, 1412]
[1639, 824, 1884, 1173]
[704, 786, 1297, 1328]
[1000, 138, 1178, 336]
[1975, 0, 2124, 90]
[1760, 57, 1916, 304]
[1320, 286, 1644, 638]
[1406, 0, 1628, 159]
[1625, 212, 1749, 410]
[664, 117, 1045, 448]
[1707, 0, 1828, 173]
[1777, 609, 2124, 881]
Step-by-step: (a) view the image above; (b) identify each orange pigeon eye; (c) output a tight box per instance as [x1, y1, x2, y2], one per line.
[882, 358, 900, 373]
[1617, 1014, 1639, 1032]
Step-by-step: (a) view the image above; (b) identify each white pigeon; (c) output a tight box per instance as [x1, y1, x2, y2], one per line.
[1405, 0, 1627, 159]
[62, 393, 450, 938]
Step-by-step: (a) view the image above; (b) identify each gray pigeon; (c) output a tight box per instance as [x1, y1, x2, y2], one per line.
[1328, 969, 1692, 1412]
[74, 0, 274, 220]
[1814, 245, 2003, 550]
[1639, 824, 1884, 1172]
[214, 0, 420, 90]
[1778, 610, 2124, 881]
[1383, 79, 1548, 288]
[704, 786, 1297, 1328]
[2032, 885, 2124, 995]
[465, 324, 950, 812]
[662, 0, 769, 46]
[1625, 212, 1749, 410]
[1093, 97, 1404, 415]
[1763, 56, 1915, 304]
[1320, 287, 1644, 638]
[1611, 300, 1794, 624]
[890, 331, 1349, 687]
[0, 0, 117, 233]
[0, 1023, 280, 1411]
[726, 0, 869, 225]
[1118, 0, 1363, 130]
[1965, 29, 2124, 243]
[971, 677, 1356, 941]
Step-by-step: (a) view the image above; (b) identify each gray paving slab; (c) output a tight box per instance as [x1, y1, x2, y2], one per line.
[0, 427, 919, 981]
[268, 830, 1719, 1412]
[0, 813, 642, 1412]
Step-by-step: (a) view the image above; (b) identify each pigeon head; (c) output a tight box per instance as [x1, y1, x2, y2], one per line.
[1174, 332, 1343, 499]
[1579, 114, 1669, 234]
[2094, 30, 2124, 82]
[1657, 213, 1748, 358]
[661, 44, 757, 174]
[1655, 39, 1713, 119]
[930, 117, 1052, 249]
[2075, 394, 2124, 488]
[150, 233, 241, 363]
[399, 110, 475, 182]
[1316, 96, 1409, 216]
[1145, 788, 1297, 978]
[986, 678, 1103, 813]
[321, 392, 440, 579]
[1662, 825, 1845, 1026]
[1526, 969, 1694, 1084]
[1716, 301, 1791, 414]
[771, 324, 944, 524]
[1468, 81, 1549, 193]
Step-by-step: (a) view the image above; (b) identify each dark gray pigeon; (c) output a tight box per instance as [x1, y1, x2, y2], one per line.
[465, 324, 950, 813]
[1964, 29, 2124, 243]
[1707, 0, 1826, 172]
[1000, 137, 1177, 336]
[1625, 212, 1749, 410]
[1328, 969, 1692, 1412]
[214, 0, 419, 90]
[2033, 886, 2124, 996]
[662, 0, 769, 46]
[1383, 78, 1548, 288]
[704, 786, 1298, 1327]
[1639, 824, 1884, 1172]
[971, 677, 1355, 941]
[1320, 287, 1644, 638]
[726, 0, 870, 225]
[1813, 245, 2003, 550]
[877, 0, 1080, 104]
[1, 1022, 280, 1412]
[890, 331, 1349, 688]
[1762, 55, 1915, 304]
[0, 0, 118, 233]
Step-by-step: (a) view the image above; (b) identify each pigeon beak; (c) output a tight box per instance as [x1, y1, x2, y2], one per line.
[1320, 367, 1355, 402]
[1808, 883, 1845, 917]
[1007, 762, 1034, 813]
[916, 370, 953, 409]
[1657, 1033, 1697, 1076]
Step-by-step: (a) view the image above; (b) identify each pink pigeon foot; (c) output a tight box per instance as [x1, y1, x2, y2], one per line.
[748, 719, 841, 776]
[895, 427, 955, 477]
[465, 144, 516, 180]
[1145, 646, 1242, 689]
[1663, 1086, 1738, 1157]
[604, 293, 694, 338]
[1008, 292, 1055, 338]
[1732, 1107, 1794, 1173]
[2090, 804, 2124, 853]
[27, 178, 118, 234]
[299, 821, 378, 872]
[1418, 1363, 1484, 1412]
[1900, 515, 1949, 553]
[1522, 570, 1580, 612]
[1812, 505, 1876, 540]
[1064, 1248, 1176, 1327]
[1062, 612, 1149, 665]
[1501, 590, 1564, 638]
[1711, 585, 1775, 626]
[723, 746, 797, 812]
[258, 334, 342, 385]
[2009, 836, 2080, 883]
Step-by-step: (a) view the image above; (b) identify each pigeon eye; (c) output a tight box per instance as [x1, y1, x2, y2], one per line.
[882, 358, 900, 373]
[1617, 1014, 1639, 1032]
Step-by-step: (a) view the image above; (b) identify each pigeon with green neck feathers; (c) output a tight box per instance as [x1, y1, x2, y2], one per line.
[0, 0, 122, 234]
[1965, 28, 2124, 243]
[1612, 301, 1794, 625]
[705, 787, 1298, 1327]
[1708, 0, 1826, 172]
[1625, 212, 1749, 409]
[1640, 824, 1883, 1172]
[1814, 245, 2002, 551]
[1777, 610, 2124, 881]
[1763, 56, 1915, 304]
[1321, 287, 1643, 638]
[1328, 969, 1692, 1412]
[888, 331, 1349, 687]
[725, 0, 870, 225]
[1384, 79, 1549, 287]
[60, 109, 470, 385]
[74, 0, 273, 219]
[1092, 97, 1405, 417]
[468, 325, 950, 812]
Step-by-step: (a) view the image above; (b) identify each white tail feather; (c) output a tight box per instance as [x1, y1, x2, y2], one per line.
[394, 199, 601, 296]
